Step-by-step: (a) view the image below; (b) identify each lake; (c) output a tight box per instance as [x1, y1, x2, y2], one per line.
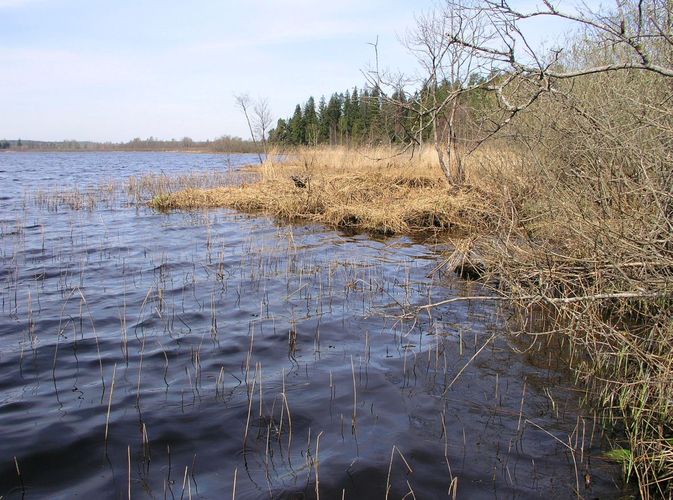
[0, 152, 621, 498]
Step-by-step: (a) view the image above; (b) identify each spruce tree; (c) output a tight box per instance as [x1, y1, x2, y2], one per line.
[349, 87, 365, 145]
[326, 94, 342, 146]
[303, 97, 318, 146]
[269, 118, 289, 143]
[288, 105, 304, 145]
[341, 91, 352, 144]
[368, 87, 383, 144]
[317, 96, 330, 144]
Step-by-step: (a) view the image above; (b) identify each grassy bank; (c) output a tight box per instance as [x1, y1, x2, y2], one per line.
[150, 144, 672, 497]
[150, 146, 525, 236]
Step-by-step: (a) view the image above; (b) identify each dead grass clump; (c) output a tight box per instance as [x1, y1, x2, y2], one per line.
[33, 181, 121, 211]
[127, 170, 246, 204]
[150, 146, 495, 235]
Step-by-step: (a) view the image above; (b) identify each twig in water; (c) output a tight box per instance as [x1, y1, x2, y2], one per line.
[315, 431, 324, 500]
[351, 356, 357, 433]
[14, 456, 25, 495]
[104, 363, 117, 447]
[128, 445, 132, 499]
[243, 365, 258, 449]
[385, 445, 413, 500]
[416, 291, 666, 314]
[442, 333, 496, 395]
[525, 419, 581, 497]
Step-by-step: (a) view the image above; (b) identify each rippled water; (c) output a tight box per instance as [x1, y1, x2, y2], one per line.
[0, 152, 621, 498]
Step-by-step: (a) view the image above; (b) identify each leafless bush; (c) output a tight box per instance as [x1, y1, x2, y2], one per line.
[452, 2, 673, 495]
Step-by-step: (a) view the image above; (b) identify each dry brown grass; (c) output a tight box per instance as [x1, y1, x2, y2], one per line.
[150, 145, 530, 236]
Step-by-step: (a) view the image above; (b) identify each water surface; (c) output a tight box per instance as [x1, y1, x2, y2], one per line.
[0, 152, 621, 498]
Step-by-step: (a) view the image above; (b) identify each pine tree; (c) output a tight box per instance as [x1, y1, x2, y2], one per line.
[368, 87, 383, 144]
[288, 105, 304, 145]
[349, 87, 365, 145]
[303, 97, 318, 146]
[269, 118, 289, 143]
[317, 96, 330, 144]
[341, 91, 352, 144]
[326, 94, 342, 146]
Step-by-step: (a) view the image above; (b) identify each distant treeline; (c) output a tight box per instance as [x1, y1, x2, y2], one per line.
[269, 88, 395, 147]
[0, 139, 19, 149]
[269, 80, 493, 147]
[0, 136, 262, 153]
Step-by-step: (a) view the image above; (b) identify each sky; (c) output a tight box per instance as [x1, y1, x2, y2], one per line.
[0, 0, 602, 142]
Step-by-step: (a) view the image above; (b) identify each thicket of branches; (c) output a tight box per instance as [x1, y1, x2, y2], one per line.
[481, 65, 673, 497]
[428, 1, 672, 496]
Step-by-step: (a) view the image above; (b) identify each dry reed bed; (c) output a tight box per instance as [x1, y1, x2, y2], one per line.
[149, 147, 513, 236]
[28, 170, 250, 211]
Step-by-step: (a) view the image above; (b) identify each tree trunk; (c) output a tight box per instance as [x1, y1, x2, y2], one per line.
[432, 109, 452, 183]
[447, 97, 464, 185]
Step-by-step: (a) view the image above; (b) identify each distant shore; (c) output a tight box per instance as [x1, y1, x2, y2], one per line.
[0, 148, 262, 154]
[0, 136, 263, 155]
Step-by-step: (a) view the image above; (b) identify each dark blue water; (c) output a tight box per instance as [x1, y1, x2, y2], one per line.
[0, 152, 621, 498]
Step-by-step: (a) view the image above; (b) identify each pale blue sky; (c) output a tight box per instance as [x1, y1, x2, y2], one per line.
[1, 0, 600, 142]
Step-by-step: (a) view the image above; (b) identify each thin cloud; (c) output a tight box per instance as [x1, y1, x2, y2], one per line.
[0, 48, 151, 94]
[1, 0, 432, 140]
[0, 0, 41, 7]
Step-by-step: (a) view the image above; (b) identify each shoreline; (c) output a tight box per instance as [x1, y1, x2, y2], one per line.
[147, 145, 673, 495]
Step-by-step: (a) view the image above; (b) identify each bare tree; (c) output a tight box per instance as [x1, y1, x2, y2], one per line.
[438, 0, 673, 122]
[468, 0, 673, 79]
[253, 98, 273, 158]
[368, 0, 515, 185]
[370, 0, 673, 185]
[405, 2, 503, 184]
[235, 93, 264, 164]
[235, 94, 274, 164]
